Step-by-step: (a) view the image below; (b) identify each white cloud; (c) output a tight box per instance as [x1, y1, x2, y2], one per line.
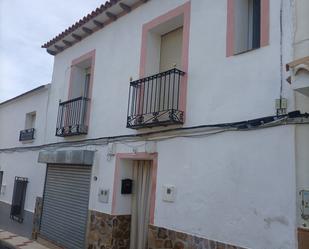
[0, 0, 105, 102]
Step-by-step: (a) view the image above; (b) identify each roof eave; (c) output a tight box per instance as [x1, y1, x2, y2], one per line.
[42, 0, 149, 56]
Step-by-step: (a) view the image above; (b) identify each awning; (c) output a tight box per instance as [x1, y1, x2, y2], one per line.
[38, 150, 95, 165]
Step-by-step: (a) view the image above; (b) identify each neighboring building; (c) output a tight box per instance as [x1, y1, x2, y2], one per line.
[0, 84, 50, 238]
[0, 1, 309, 249]
[286, 0, 309, 248]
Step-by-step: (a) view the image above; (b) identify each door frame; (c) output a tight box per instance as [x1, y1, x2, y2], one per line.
[111, 152, 158, 224]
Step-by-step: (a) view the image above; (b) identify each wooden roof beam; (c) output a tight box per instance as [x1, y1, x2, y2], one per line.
[72, 33, 82, 41]
[119, 3, 131, 12]
[62, 40, 72, 46]
[54, 45, 64, 52]
[106, 11, 117, 21]
[47, 49, 57, 55]
[93, 20, 104, 28]
[82, 27, 93, 34]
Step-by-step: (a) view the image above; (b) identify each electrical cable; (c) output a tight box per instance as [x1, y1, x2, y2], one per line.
[0, 111, 308, 153]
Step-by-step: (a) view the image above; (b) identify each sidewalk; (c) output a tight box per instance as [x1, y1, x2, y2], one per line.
[0, 229, 49, 249]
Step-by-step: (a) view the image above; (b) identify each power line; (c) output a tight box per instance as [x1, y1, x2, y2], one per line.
[0, 111, 308, 153]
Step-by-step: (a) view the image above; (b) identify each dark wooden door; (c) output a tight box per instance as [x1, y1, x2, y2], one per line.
[298, 228, 309, 249]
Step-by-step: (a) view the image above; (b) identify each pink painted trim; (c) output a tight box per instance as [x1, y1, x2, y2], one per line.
[226, 0, 235, 57]
[260, 0, 270, 47]
[139, 24, 148, 78]
[139, 1, 191, 116]
[227, 0, 269, 57]
[179, 2, 190, 115]
[68, 49, 96, 99]
[112, 152, 158, 225]
[68, 50, 96, 126]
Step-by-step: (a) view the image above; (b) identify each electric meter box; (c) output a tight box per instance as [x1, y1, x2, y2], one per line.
[162, 185, 176, 202]
[98, 188, 109, 203]
[300, 190, 309, 217]
[121, 179, 133, 194]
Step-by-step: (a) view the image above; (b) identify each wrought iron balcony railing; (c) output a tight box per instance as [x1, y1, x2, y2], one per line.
[127, 68, 185, 129]
[19, 128, 35, 141]
[56, 96, 89, 137]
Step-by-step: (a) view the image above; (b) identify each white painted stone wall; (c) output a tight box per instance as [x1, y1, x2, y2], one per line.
[45, 0, 294, 142]
[82, 125, 296, 249]
[0, 86, 49, 212]
[294, 0, 309, 59]
[0, 151, 46, 213]
[290, 0, 309, 230]
[0, 85, 50, 149]
[154, 127, 296, 249]
[294, 76, 309, 230]
[0, 1, 302, 248]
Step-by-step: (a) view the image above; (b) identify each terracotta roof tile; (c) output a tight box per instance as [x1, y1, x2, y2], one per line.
[41, 0, 124, 49]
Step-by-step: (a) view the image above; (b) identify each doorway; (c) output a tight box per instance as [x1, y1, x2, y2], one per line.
[130, 160, 152, 249]
[160, 27, 184, 72]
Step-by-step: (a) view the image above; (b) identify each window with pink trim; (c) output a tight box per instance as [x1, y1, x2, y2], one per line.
[126, 2, 190, 129]
[55, 50, 95, 137]
[227, 0, 269, 57]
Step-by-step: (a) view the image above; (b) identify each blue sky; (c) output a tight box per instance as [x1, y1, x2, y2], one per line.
[0, 0, 104, 102]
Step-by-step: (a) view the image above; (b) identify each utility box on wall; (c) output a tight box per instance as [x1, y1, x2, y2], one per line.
[98, 189, 109, 203]
[162, 185, 176, 202]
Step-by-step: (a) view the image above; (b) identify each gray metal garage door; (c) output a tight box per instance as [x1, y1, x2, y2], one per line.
[40, 164, 92, 249]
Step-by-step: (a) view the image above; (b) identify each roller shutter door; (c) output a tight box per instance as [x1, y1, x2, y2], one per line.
[40, 164, 91, 249]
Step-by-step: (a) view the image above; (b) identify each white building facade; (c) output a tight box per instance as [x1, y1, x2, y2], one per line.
[1, 1, 309, 249]
[0, 85, 50, 237]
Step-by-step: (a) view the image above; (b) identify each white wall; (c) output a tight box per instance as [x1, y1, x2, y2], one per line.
[0, 86, 50, 212]
[0, 1, 300, 248]
[295, 124, 309, 228]
[84, 125, 297, 249]
[295, 92, 309, 228]
[292, 0, 309, 230]
[113, 159, 133, 215]
[294, 0, 309, 59]
[154, 126, 296, 249]
[0, 151, 46, 212]
[45, 0, 294, 143]
[0, 86, 50, 149]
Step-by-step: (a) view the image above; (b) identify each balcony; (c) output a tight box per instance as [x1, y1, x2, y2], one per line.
[127, 68, 185, 129]
[19, 128, 35, 141]
[56, 97, 89, 137]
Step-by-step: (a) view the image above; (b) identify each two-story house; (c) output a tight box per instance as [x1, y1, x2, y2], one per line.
[0, 84, 50, 238]
[1, 1, 309, 249]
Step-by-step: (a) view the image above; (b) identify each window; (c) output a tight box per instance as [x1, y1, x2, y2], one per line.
[56, 50, 95, 137]
[160, 27, 184, 72]
[68, 50, 95, 100]
[127, 2, 190, 129]
[25, 111, 36, 129]
[19, 112, 36, 141]
[10, 177, 28, 223]
[70, 65, 92, 99]
[234, 0, 261, 54]
[226, 0, 269, 57]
